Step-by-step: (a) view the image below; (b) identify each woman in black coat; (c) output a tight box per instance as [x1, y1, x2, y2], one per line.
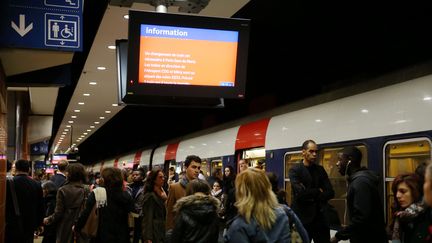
[75, 167, 133, 243]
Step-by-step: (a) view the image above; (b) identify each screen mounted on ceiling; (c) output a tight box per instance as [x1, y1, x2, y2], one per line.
[125, 10, 250, 103]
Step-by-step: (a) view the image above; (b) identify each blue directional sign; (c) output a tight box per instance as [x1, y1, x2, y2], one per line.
[0, 0, 83, 51]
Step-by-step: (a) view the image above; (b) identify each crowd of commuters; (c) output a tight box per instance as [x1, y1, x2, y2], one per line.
[5, 139, 432, 243]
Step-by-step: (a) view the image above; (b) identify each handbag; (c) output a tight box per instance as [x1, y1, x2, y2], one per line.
[81, 203, 99, 238]
[282, 205, 309, 243]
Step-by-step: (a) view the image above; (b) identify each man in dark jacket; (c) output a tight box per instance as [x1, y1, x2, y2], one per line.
[5, 159, 44, 243]
[50, 159, 68, 188]
[127, 168, 145, 243]
[330, 146, 387, 243]
[289, 139, 335, 243]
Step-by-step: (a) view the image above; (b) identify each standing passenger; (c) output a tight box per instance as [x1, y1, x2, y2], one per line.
[166, 155, 202, 230]
[238, 159, 248, 173]
[5, 159, 44, 243]
[141, 169, 167, 243]
[171, 179, 220, 243]
[41, 181, 58, 243]
[409, 163, 432, 242]
[75, 167, 134, 242]
[50, 159, 68, 189]
[388, 173, 424, 243]
[330, 146, 387, 243]
[43, 163, 88, 243]
[168, 167, 179, 185]
[128, 168, 146, 243]
[221, 166, 237, 224]
[289, 139, 334, 243]
[224, 168, 290, 242]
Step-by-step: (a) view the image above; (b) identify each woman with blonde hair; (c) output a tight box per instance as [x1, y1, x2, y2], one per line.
[224, 168, 290, 242]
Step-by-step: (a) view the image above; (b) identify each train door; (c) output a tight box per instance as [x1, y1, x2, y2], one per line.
[283, 151, 303, 206]
[384, 138, 431, 224]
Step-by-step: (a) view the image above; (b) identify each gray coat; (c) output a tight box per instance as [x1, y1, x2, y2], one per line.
[142, 191, 166, 242]
[46, 181, 88, 243]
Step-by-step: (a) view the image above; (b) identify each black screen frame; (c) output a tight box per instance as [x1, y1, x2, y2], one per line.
[126, 10, 250, 103]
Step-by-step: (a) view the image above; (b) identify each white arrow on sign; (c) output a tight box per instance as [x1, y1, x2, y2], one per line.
[11, 14, 33, 37]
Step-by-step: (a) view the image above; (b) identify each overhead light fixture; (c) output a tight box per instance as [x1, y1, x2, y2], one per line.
[97, 66, 106, 71]
[87, 129, 91, 132]
[112, 103, 118, 107]
[66, 125, 72, 128]
[423, 97, 432, 101]
[94, 121, 100, 124]
[68, 121, 74, 124]
[361, 109, 369, 113]
[123, 14, 129, 19]
[74, 110, 80, 113]
[64, 129, 69, 131]
[315, 119, 322, 123]
[71, 115, 77, 118]
[78, 102, 85, 105]
[83, 93, 90, 96]
[105, 110, 111, 113]
[107, 45, 116, 50]
[89, 82, 97, 85]
[83, 132, 88, 135]
[90, 125, 95, 128]
[99, 117, 105, 119]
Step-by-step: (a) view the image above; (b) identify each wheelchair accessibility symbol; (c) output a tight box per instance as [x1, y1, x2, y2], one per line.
[52, 22, 74, 39]
[45, 13, 80, 48]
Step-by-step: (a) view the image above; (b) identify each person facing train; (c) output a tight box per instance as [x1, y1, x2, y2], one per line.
[289, 139, 335, 243]
[166, 155, 202, 230]
[5, 159, 44, 243]
[331, 146, 387, 243]
[43, 163, 88, 243]
[171, 179, 220, 243]
[74, 167, 134, 243]
[224, 168, 290, 242]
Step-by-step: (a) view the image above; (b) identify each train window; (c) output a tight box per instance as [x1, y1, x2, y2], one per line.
[320, 145, 368, 227]
[283, 151, 302, 206]
[210, 159, 223, 177]
[384, 138, 431, 224]
[201, 159, 209, 178]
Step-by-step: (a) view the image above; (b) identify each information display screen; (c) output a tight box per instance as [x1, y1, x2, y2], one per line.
[126, 10, 250, 102]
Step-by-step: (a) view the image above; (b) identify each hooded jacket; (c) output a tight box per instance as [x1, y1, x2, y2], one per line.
[335, 168, 387, 243]
[171, 194, 220, 243]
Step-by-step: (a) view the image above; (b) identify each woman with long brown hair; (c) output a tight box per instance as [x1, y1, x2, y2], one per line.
[388, 173, 424, 242]
[75, 167, 133, 242]
[141, 169, 167, 243]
